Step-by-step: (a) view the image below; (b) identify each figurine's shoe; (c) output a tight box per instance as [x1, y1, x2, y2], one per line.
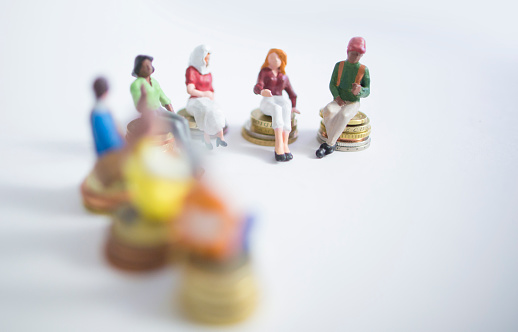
[284, 152, 293, 161]
[216, 137, 227, 147]
[316, 147, 326, 159]
[275, 152, 286, 162]
[205, 141, 213, 150]
[324, 143, 336, 155]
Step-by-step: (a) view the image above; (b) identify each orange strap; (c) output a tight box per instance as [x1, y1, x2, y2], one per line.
[355, 65, 366, 84]
[336, 61, 345, 87]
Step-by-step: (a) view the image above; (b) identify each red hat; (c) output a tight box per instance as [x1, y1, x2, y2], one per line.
[347, 37, 366, 54]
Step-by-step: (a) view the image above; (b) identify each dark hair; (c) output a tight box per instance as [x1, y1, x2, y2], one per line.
[93, 77, 109, 99]
[132, 55, 155, 77]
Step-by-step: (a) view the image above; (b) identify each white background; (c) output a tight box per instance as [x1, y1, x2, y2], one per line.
[1, 0, 517, 331]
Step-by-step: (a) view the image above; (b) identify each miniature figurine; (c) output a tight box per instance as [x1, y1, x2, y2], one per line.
[129, 55, 195, 160]
[316, 37, 371, 158]
[185, 45, 227, 150]
[80, 77, 129, 213]
[105, 138, 195, 271]
[253, 48, 299, 162]
[175, 184, 257, 324]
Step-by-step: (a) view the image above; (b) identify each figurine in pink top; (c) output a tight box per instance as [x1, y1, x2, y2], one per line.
[185, 45, 227, 150]
[254, 49, 299, 162]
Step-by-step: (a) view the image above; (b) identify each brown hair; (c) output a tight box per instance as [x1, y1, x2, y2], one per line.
[93, 77, 109, 99]
[261, 48, 287, 75]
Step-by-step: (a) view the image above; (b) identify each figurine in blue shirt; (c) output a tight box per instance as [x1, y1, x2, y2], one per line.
[91, 77, 125, 157]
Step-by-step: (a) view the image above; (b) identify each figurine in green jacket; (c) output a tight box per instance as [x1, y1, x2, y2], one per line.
[316, 37, 370, 158]
[130, 55, 193, 158]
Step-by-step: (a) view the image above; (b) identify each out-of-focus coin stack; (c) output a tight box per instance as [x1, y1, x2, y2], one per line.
[317, 110, 371, 152]
[242, 109, 298, 146]
[126, 117, 176, 153]
[178, 109, 229, 138]
[181, 254, 257, 324]
[105, 205, 171, 271]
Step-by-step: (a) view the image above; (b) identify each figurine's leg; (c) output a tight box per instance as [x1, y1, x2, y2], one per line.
[326, 102, 360, 145]
[260, 97, 285, 156]
[279, 98, 292, 153]
[157, 110, 199, 164]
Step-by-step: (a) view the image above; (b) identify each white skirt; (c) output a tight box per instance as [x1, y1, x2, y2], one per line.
[185, 97, 225, 135]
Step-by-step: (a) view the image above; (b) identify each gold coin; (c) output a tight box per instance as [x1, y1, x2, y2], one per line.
[250, 108, 297, 128]
[250, 123, 297, 136]
[319, 125, 371, 140]
[242, 126, 298, 146]
[319, 109, 368, 126]
[319, 119, 371, 133]
[317, 132, 371, 147]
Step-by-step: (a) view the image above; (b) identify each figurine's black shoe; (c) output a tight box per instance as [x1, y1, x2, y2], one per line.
[205, 141, 213, 150]
[275, 152, 286, 162]
[316, 147, 326, 159]
[285, 152, 293, 161]
[324, 143, 336, 155]
[216, 137, 227, 147]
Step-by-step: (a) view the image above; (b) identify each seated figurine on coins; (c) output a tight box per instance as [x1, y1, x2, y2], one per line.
[254, 48, 299, 162]
[173, 184, 257, 324]
[80, 77, 129, 213]
[130, 55, 195, 159]
[316, 37, 371, 158]
[105, 137, 195, 271]
[185, 45, 227, 150]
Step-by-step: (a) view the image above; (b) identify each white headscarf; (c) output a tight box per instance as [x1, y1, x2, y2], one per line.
[188, 44, 211, 75]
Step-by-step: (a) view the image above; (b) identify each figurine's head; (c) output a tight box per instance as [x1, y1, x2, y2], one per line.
[347, 37, 366, 64]
[189, 45, 211, 75]
[132, 55, 155, 78]
[261, 49, 287, 74]
[93, 77, 109, 100]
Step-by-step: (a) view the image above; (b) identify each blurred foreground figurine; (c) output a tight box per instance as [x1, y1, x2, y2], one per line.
[129, 55, 197, 163]
[80, 77, 129, 213]
[174, 185, 257, 324]
[105, 139, 195, 271]
[242, 49, 299, 161]
[316, 37, 372, 157]
[183, 45, 227, 150]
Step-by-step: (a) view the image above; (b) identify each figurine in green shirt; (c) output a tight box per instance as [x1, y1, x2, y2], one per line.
[316, 37, 370, 158]
[130, 55, 194, 163]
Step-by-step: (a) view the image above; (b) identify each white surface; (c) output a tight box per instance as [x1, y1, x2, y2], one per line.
[1, 0, 517, 331]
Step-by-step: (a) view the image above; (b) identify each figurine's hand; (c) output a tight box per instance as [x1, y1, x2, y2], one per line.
[291, 107, 300, 114]
[351, 83, 361, 96]
[335, 96, 346, 107]
[204, 91, 215, 100]
[261, 89, 273, 97]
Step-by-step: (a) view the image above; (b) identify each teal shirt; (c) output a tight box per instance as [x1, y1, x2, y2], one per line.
[329, 61, 370, 102]
[130, 77, 172, 110]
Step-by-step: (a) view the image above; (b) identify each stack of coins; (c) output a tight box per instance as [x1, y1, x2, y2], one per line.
[80, 171, 128, 214]
[317, 110, 372, 151]
[241, 109, 298, 146]
[181, 254, 257, 324]
[105, 205, 171, 271]
[126, 117, 176, 153]
[177, 109, 229, 138]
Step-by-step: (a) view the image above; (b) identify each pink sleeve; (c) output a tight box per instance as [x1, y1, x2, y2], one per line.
[185, 66, 198, 86]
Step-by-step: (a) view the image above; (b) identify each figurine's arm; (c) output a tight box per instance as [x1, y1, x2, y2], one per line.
[284, 77, 299, 113]
[329, 62, 341, 100]
[253, 69, 265, 94]
[186, 67, 214, 100]
[130, 80, 143, 108]
[358, 67, 370, 98]
[155, 80, 173, 110]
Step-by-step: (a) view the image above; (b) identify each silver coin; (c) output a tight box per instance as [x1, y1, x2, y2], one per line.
[317, 132, 371, 147]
